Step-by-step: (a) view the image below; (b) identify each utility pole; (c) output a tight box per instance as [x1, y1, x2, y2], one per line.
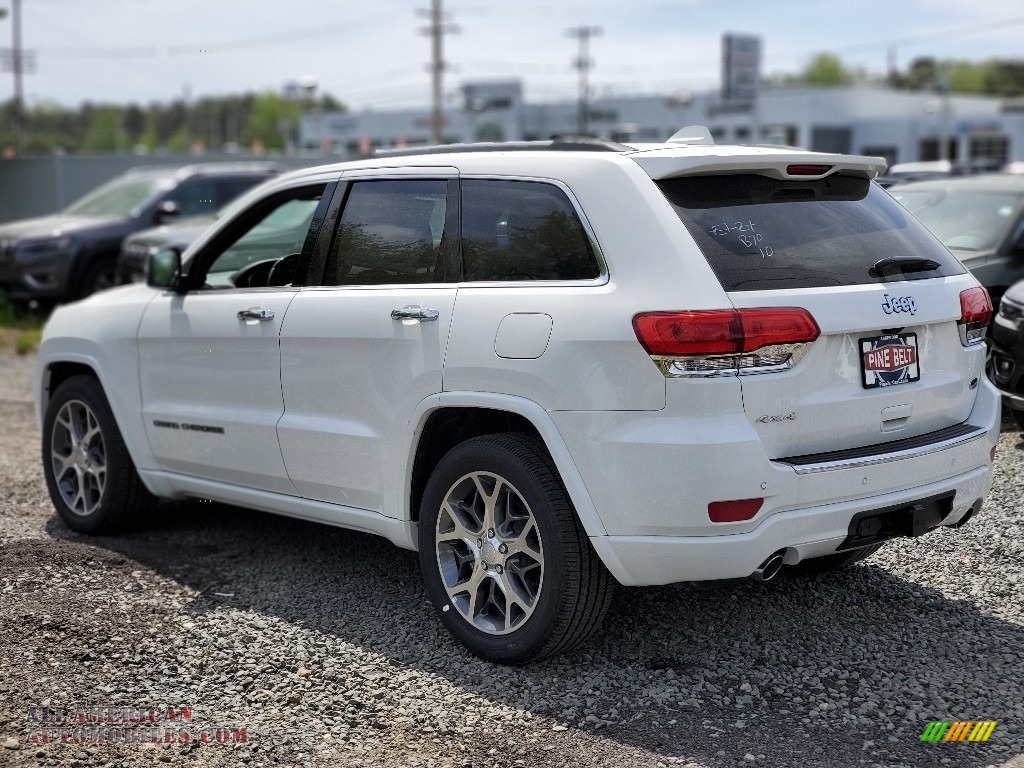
[419, 0, 458, 145]
[568, 26, 600, 137]
[11, 0, 24, 154]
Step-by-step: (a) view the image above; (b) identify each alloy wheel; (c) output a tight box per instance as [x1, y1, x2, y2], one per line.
[49, 399, 107, 517]
[434, 471, 544, 635]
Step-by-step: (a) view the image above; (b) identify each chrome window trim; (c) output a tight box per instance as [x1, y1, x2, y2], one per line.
[777, 425, 988, 475]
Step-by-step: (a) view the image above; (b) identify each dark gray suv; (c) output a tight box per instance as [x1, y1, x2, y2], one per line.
[0, 162, 278, 304]
[889, 174, 1024, 309]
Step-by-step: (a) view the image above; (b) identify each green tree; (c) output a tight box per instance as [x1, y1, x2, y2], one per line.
[242, 92, 300, 152]
[81, 106, 123, 152]
[802, 53, 850, 86]
[983, 60, 1024, 97]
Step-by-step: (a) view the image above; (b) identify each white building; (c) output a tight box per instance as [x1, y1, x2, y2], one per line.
[298, 81, 1024, 167]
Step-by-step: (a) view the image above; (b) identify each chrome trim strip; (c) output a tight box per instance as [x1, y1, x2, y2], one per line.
[779, 426, 988, 475]
[654, 342, 812, 378]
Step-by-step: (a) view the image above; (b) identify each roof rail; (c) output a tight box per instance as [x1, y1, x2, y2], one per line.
[372, 137, 633, 159]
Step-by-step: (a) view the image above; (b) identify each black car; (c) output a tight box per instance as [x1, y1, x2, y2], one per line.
[117, 214, 220, 285]
[990, 280, 1024, 429]
[0, 162, 279, 304]
[889, 174, 1024, 309]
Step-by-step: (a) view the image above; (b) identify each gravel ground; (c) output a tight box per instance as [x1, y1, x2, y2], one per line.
[1, 347, 1022, 768]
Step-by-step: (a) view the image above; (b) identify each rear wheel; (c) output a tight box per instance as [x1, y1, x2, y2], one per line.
[418, 433, 614, 664]
[42, 375, 155, 533]
[788, 543, 884, 576]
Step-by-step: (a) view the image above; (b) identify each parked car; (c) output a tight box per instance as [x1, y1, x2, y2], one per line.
[118, 215, 220, 285]
[990, 279, 1024, 428]
[36, 133, 998, 664]
[888, 174, 1024, 308]
[117, 176, 311, 285]
[0, 162, 279, 304]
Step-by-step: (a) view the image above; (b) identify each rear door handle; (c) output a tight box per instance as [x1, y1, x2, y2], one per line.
[391, 306, 439, 322]
[237, 307, 275, 321]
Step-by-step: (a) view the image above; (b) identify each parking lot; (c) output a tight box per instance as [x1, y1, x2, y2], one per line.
[1, 344, 1022, 768]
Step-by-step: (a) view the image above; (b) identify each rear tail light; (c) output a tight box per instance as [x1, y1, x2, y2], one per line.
[633, 308, 819, 377]
[708, 498, 764, 523]
[958, 287, 993, 346]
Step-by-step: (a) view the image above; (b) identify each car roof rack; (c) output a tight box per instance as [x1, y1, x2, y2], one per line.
[372, 136, 634, 158]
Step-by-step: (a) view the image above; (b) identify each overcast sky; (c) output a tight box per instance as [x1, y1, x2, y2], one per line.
[10, 0, 1024, 112]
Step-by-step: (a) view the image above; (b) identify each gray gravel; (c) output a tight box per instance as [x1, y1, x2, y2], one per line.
[1, 346, 1022, 768]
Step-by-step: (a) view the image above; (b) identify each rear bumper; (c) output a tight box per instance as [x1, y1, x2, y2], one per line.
[555, 371, 999, 586]
[592, 465, 989, 586]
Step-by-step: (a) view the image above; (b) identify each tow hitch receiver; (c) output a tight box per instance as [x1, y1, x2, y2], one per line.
[839, 491, 955, 551]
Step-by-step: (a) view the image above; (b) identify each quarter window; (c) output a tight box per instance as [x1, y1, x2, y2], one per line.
[324, 180, 449, 286]
[460, 180, 600, 282]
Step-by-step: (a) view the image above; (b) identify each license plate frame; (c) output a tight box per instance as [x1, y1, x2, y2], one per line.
[859, 332, 920, 389]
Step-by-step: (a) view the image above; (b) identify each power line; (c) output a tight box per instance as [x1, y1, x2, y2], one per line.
[38, 14, 396, 59]
[832, 15, 1024, 55]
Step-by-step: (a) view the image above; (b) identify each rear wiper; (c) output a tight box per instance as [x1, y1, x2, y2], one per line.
[869, 257, 941, 277]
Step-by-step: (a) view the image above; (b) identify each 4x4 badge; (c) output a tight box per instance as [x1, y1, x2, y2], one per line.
[882, 294, 917, 315]
[757, 412, 796, 424]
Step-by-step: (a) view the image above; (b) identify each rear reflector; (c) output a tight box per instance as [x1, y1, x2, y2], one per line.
[633, 308, 819, 357]
[709, 498, 764, 523]
[786, 164, 832, 176]
[958, 287, 993, 346]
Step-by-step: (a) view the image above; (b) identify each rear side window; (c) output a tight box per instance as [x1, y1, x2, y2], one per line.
[657, 174, 965, 291]
[461, 179, 600, 281]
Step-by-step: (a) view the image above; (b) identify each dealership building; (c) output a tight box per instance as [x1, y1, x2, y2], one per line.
[298, 80, 1024, 168]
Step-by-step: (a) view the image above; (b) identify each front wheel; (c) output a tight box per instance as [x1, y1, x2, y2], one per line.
[79, 258, 118, 298]
[418, 433, 614, 664]
[42, 375, 155, 533]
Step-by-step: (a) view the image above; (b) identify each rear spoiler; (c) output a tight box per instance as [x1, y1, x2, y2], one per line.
[630, 151, 888, 182]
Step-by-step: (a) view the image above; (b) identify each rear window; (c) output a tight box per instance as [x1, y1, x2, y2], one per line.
[657, 174, 964, 291]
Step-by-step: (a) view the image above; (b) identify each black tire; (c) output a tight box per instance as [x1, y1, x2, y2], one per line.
[418, 433, 615, 664]
[787, 543, 885, 577]
[79, 258, 118, 298]
[1013, 409, 1024, 431]
[42, 375, 155, 533]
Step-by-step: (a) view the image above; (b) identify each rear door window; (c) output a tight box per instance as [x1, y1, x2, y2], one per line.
[461, 179, 600, 281]
[657, 174, 965, 291]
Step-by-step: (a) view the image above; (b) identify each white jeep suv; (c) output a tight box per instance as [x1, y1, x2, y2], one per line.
[36, 132, 999, 663]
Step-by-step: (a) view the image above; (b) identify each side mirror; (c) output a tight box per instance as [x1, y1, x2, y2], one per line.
[146, 247, 182, 290]
[155, 200, 180, 224]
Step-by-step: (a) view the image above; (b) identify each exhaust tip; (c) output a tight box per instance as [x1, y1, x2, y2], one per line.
[750, 550, 786, 582]
[951, 499, 982, 529]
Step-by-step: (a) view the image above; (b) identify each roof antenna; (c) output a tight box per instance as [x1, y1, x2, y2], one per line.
[667, 125, 714, 145]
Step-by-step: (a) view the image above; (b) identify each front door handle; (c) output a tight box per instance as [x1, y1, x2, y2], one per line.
[391, 306, 439, 322]
[237, 307, 275, 321]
